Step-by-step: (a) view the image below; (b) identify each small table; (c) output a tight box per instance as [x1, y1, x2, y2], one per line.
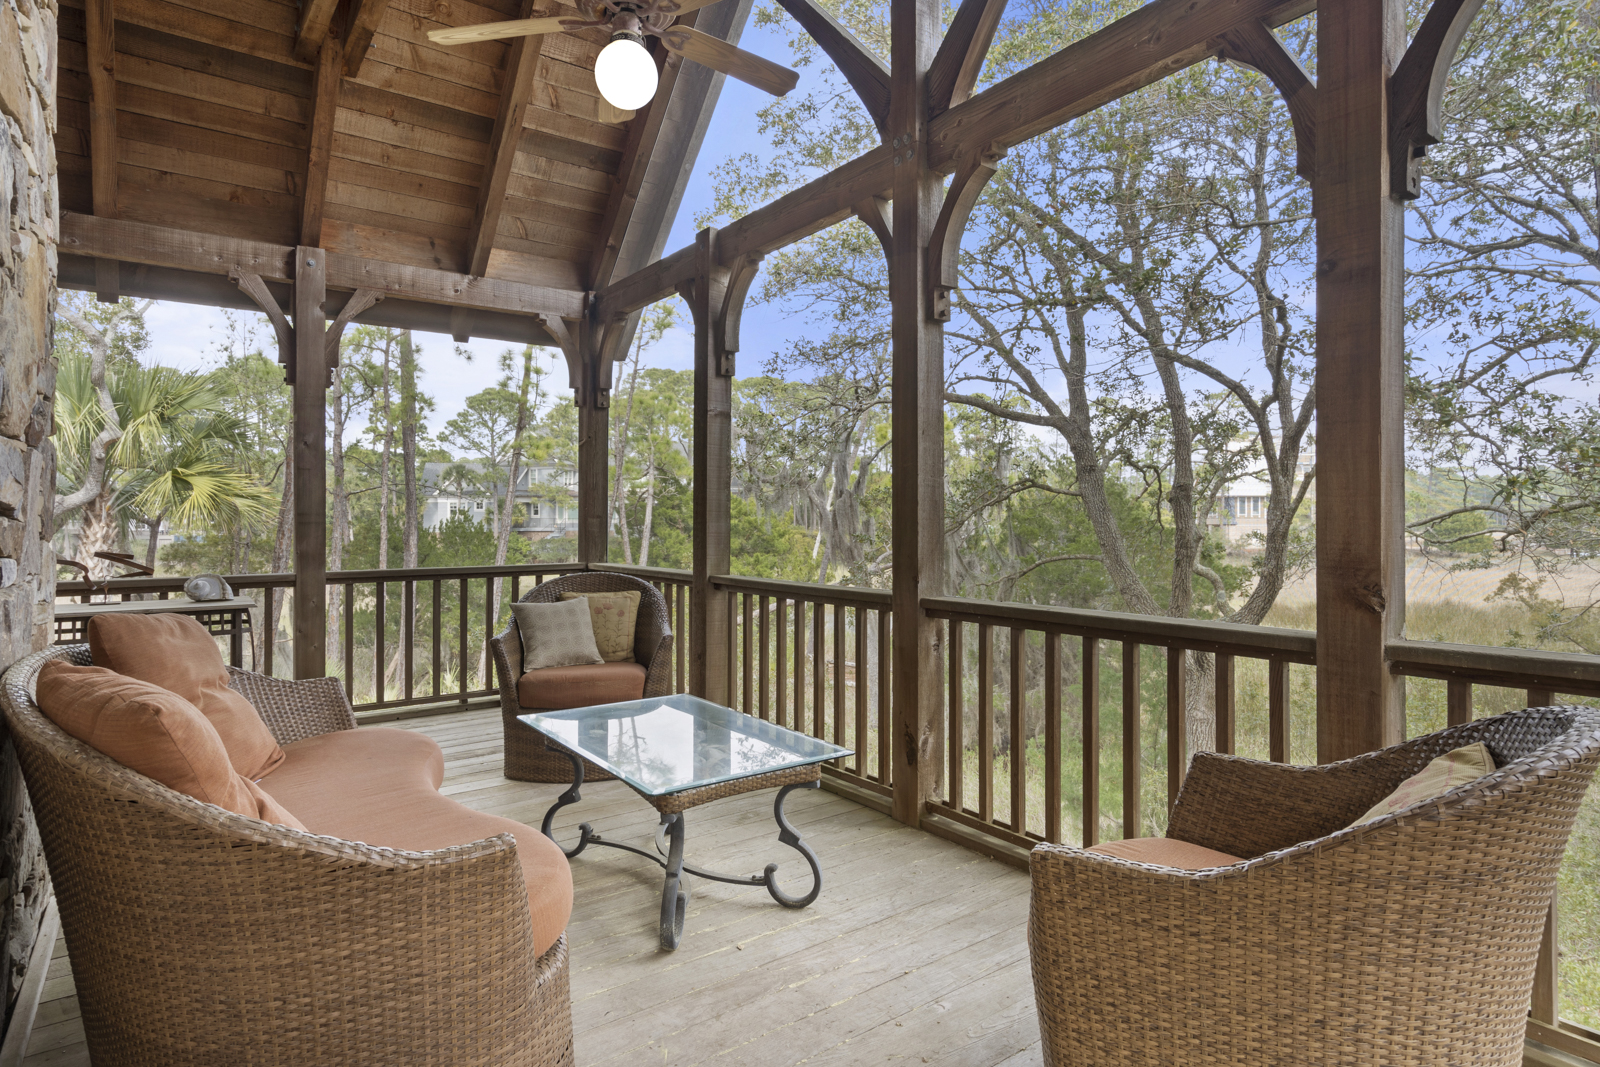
[521, 694, 853, 951]
[54, 597, 257, 668]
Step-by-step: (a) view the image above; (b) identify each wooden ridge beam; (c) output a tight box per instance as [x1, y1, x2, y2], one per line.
[301, 38, 343, 247]
[59, 213, 586, 318]
[927, 0, 1009, 117]
[466, 2, 547, 279]
[85, 0, 118, 302]
[770, 0, 890, 131]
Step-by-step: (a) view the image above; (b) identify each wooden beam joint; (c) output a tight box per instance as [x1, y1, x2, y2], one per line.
[927, 0, 1010, 117]
[1388, 0, 1487, 199]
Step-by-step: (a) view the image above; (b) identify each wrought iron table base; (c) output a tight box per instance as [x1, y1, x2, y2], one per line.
[538, 748, 823, 950]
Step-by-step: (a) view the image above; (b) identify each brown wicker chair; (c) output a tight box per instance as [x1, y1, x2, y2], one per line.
[1029, 706, 1600, 1067]
[490, 571, 674, 782]
[0, 645, 574, 1067]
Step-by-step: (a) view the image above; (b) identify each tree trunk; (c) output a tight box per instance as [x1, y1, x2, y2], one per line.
[638, 447, 656, 568]
[328, 365, 348, 664]
[611, 336, 645, 563]
[400, 330, 420, 570]
[77, 488, 117, 582]
[378, 334, 393, 570]
[142, 510, 165, 573]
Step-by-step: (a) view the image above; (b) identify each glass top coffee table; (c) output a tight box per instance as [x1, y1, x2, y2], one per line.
[522, 693, 853, 951]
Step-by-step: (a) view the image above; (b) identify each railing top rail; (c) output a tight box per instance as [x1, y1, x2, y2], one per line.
[589, 564, 694, 582]
[57, 562, 586, 598]
[922, 595, 1319, 662]
[711, 573, 893, 609]
[1387, 638, 1600, 697]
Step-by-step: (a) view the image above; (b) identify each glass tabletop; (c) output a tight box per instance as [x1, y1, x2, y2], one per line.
[520, 694, 854, 797]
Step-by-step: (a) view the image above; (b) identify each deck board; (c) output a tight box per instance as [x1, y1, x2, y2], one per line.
[21, 708, 1038, 1067]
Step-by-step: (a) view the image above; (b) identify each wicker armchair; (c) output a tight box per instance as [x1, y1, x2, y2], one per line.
[1029, 706, 1600, 1067]
[0, 645, 573, 1067]
[490, 571, 674, 782]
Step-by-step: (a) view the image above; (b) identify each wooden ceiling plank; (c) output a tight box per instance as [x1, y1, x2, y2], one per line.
[118, 135, 300, 195]
[320, 217, 467, 271]
[119, 82, 308, 146]
[113, 53, 313, 125]
[112, 0, 305, 67]
[343, 0, 395, 77]
[322, 200, 471, 244]
[340, 82, 494, 142]
[327, 155, 477, 208]
[769, 0, 889, 130]
[117, 110, 306, 171]
[926, 0, 1009, 117]
[60, 212, 586, 317]
[325, 181, 475, 229]
[302, 38, 343, 246]
[85, 0, 119, 301]
[332, 132, 483, 187]
[465, 1, 547, 277]
[352, 57, 501, 118]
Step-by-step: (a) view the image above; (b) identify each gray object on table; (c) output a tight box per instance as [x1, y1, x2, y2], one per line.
[53, 596, 258, 669]
[522, 693, 853, 951]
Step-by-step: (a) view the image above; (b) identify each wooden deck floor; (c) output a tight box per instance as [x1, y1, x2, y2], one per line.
[22, 707, 1038, 1066]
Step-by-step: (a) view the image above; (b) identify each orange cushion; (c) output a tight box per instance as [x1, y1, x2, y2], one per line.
[1086, 837, 1243, 870]
[518, 661, 647, 710]
[259, 727, 572, 956]
[35, 661, 304, 829]
[89, 613, 285, 780]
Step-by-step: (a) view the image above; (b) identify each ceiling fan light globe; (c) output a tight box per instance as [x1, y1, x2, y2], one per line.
[595, 36, 658, 111]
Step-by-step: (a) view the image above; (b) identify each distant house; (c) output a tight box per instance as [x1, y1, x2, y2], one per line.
[421, 461, 579, 540]
[1209, 449, 1316, 546]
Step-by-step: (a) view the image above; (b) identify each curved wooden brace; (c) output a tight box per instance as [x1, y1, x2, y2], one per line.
[853, 196, 894, 261]
[325, 288, 383, 368]
[541, 313, 584, 404]
[1216, 22, 1316, 183]
[716, 252, 764, 377]
[1388, 0, 1488, 199]
[769, 0, 890, 132]
[229, 269, 294, 380]
[927, 144, 1003, 323]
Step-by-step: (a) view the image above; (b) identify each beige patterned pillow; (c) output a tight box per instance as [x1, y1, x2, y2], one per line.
[512, 599, 604, 672]
[560, 591, 640, 663]
[1348, 742, 1495, 827]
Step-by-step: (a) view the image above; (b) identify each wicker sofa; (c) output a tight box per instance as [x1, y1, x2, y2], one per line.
[491, 572, 674, 782]
[1029, 706, 1600, 1067]
[1, 644, 575, 1067]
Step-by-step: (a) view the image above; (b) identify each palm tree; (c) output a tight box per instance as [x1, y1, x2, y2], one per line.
[54, 356, 274, 577]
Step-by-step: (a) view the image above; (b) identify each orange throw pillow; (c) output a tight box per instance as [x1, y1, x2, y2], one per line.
[89, 613, 285, 780]
[35, 661, 304, 829]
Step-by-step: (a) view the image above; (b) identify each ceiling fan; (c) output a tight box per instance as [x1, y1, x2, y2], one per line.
[427, 0, 800, 114]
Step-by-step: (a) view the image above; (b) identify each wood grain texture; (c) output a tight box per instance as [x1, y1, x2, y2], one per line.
[926, 0, 1007, 116]
[84, 0, 119, 300]
[687, 229, 734, 702]
[465, 4, 547, 276]
[294, 0, 339, 60]
[343, 0, 395, 76]
[300, 38, 343, 246]
[292, 245, 328, 679]
[1217, 21, 1316, 182]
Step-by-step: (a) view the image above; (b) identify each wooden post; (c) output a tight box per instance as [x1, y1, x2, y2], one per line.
[84, 0, 119, 302]
[1314, 0, 1407, 763]
[888, 0, 945, 826]
[292, 246, 328, 680]
[686, 228, 733, 702]
[576, 314, 611, 564]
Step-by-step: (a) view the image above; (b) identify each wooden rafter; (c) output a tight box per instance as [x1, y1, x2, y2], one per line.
[343, 0, 394, 78]
[84, 0, 118, 302]
[770, 0, 890, 131]
[466, 2, 547, 279]
[926, 0, 1009, 117]
[61, 214, 587, 319]
[294, 0, 340, 62]
[301, 38, 343, 248]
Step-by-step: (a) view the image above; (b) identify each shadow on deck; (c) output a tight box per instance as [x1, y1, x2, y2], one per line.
[22, 708, 1039, 1067]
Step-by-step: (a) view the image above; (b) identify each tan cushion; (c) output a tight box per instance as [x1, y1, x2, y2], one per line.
[512, 599, 604, 672]
[258, 727, 572, 956]
[518, 661, 647, 710]
[35, 661, 305, 829]
[559, 590, 641, 663]
[1086, 837, 1243, 869]
[1349, 742, 1495, 827]
[89, 612, 285, 780]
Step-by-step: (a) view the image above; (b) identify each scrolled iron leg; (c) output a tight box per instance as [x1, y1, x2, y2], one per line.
[763, 780, 823, 909]
[659, 812, 688, 951]
[539, 747, 597, 859]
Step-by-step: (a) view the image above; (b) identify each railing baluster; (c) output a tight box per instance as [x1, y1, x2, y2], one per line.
[727, 590, 737, 704]
[742, 592, 754, 717]
[675, 583, 686, 692]
[1083, 636, 1099, 847]
[375, 579, 386, 705]
[343, 581, 354, 701]
[948, 619, 964, 812]
[812, 600, 825, 738]
[431, 580, 442, 698]
[776, 597, 788, 729]
[1214, 653, 1235, 754]
[1009, 626, 1025, 833]
[1528, 686, 1555, 707]
[263, 588, 275, 677]
[855, 606, 869, 778]
[458, 578, 469, 700]
[1166, 645, 1186, 811]
[1446, 679, 1471, 726]
[877, 608, 890, 785]
[403, 580, 415, 701]
[794, 599, 806, 736]
[1533, 901, 1559, 1024]
[832, 603, 844, 746]
[1045, 632, 1061, 844]
[759, 595, 771, 722]
[1122, 642, 1140, 839]
[484, 577, 495, 692]
[978, 622, 994, 826]
[1269, 658, 1290, 763]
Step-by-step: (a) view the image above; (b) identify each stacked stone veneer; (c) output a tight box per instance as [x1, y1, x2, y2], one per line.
[0, 0, 58, 1036]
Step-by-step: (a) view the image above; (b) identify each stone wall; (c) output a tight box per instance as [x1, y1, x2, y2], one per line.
[0, 0, 58, 1033]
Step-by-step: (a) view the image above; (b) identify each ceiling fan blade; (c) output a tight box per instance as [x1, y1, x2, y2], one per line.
[427, 17, 576, 45]
[653, 0, 728, 15]
[658, 27, 799, 96]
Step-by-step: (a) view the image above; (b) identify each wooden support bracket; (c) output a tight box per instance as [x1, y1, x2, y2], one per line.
[715, 252, 763, 377]
[1388, 0, 1487, 199]
[324, 288, 383, 379]
[854, 196, 894, 259]
[926, 143, 1003, 322]
[229, 269, 295, 380]
[541, 313, 582, 398]
[1216, 22, 1317, 183]
[770, 0, 891, 132]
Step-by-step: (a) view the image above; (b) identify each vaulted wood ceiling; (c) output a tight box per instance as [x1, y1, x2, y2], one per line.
[53, 0, 746, 343]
